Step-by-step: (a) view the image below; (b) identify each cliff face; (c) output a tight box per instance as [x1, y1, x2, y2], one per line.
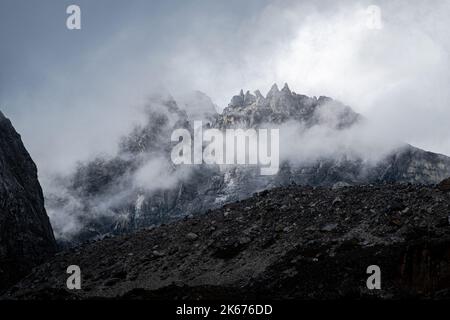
[0, 112, 57, 291]
[45, 86, 450, 244]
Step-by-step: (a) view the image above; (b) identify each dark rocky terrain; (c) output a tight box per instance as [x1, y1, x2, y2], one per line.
[46, 85, 450, 245]
[5, 181, 450, 300]
[0, 112, 57, 292]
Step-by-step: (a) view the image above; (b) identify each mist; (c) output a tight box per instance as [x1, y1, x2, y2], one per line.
[2, 0, 450, 238]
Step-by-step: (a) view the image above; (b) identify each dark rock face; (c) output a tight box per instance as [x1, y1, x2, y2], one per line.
[438, 177, 450, 192]
[0, 112, 57, 291]
[5, 183, 450, 300]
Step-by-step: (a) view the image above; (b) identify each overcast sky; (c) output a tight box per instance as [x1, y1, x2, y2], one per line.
[1, 0, 450, 181]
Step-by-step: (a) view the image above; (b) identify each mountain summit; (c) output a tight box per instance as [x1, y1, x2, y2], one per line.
[0, 112, 57, 291]
[222, 83, 360, 128]
[44, 85, 450, 244]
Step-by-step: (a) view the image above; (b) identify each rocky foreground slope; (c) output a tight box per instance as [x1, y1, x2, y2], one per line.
[5, 181, 450, 299]
[0, 112, 57, 292]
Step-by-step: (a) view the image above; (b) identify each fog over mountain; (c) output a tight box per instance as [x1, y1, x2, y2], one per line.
[42, 86, 450, 243]
[2, 0, 450, 177]
[2, 0, 450, 242]
[3, 1, 450, 304]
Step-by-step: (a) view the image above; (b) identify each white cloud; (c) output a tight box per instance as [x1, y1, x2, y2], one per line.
[133, 157, 191, 193]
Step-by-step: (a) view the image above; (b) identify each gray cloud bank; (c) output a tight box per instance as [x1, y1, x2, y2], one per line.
[1, 0, 450, 236]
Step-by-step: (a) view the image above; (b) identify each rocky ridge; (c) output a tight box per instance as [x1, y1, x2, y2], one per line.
[45, 85, 450, 244]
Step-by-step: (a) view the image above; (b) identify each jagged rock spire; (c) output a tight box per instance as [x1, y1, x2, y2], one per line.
[244, 90, 256, 105]
[281, 83, 291, 95]
[229, 89, 256, 107]
[266, 83, 280, 99]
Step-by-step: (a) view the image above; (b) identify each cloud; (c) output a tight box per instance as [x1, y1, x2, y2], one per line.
[3, 0, 450, 238]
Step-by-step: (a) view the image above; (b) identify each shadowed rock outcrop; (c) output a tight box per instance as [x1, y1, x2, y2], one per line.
[0, 111, 57, 291]
[438, 177, 450, 192]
